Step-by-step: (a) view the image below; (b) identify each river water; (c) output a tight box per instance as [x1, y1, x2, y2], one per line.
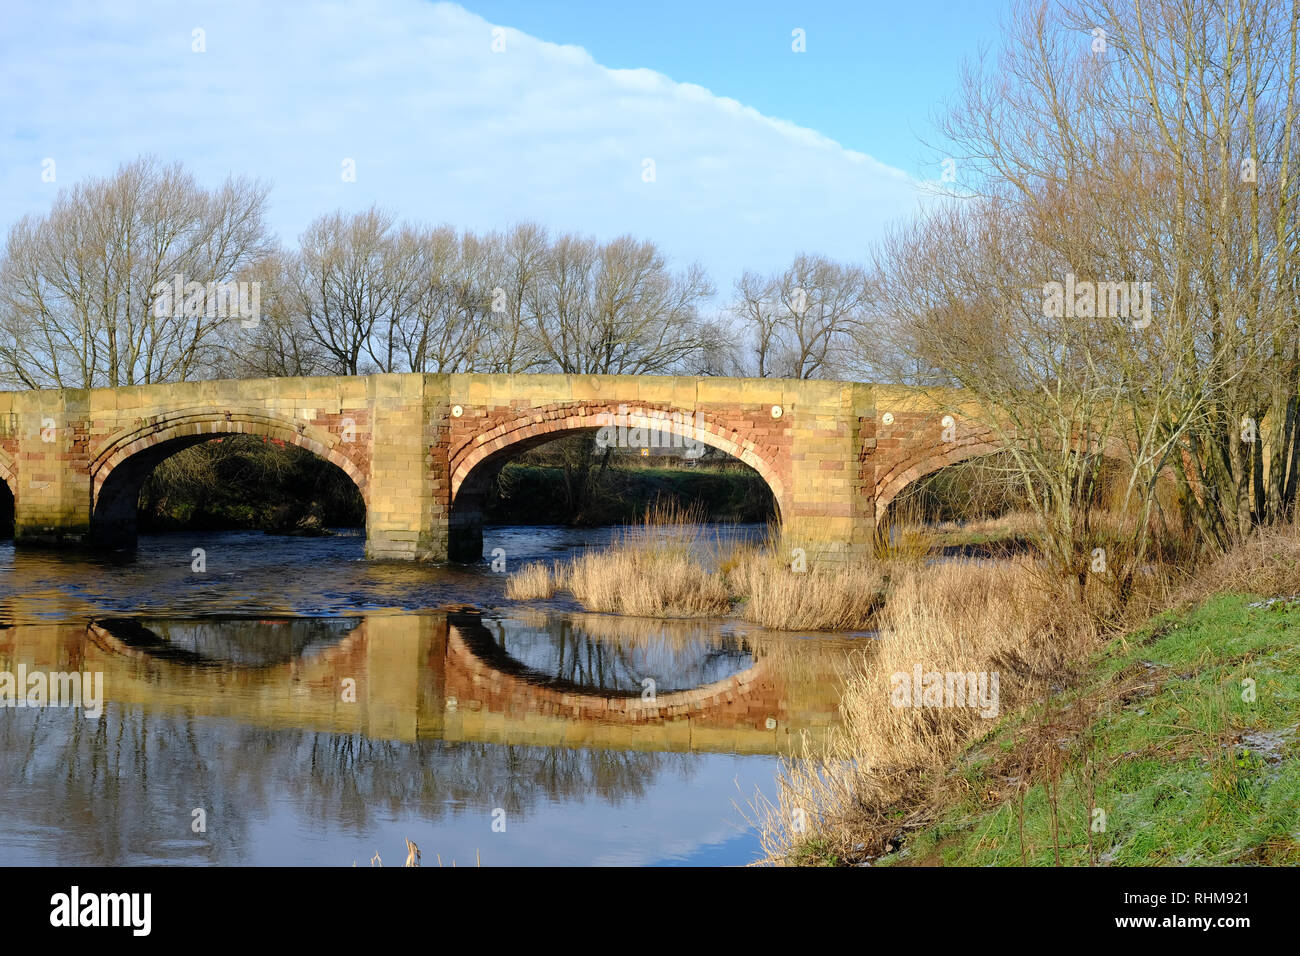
[0, 525, 862, 866]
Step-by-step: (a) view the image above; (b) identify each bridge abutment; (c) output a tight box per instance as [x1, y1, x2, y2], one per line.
[6, 388, 96, 548]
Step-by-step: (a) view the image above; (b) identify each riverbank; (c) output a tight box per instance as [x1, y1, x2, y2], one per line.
[758, 523, 1300, 866]
[881, 591, 1300, 865]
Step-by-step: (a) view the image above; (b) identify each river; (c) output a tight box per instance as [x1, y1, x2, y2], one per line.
[0, 526, 862, 866]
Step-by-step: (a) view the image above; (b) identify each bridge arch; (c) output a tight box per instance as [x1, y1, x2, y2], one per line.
[875, 431, 1004, 520]
[88, 408, 368, 547]
[447, 403, 786, 560]
[874, 418, 1133, 521]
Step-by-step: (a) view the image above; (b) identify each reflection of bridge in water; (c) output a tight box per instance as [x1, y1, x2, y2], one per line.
[2, 611, 856, 755]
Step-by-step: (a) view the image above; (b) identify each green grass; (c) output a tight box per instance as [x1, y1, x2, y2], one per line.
[785, 838, 843, 867]
[875, 593, 1300, 866]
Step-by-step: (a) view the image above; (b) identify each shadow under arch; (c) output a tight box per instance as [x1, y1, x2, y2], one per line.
[88, 408, 368, 548]
[876, 424, 1133, 525]
[0, 449, 14, 537]
[447, 406, 785, 561]
[0, 456, 12, 540]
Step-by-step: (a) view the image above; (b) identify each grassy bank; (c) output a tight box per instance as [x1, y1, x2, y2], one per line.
[502, 499, 1300, 863]
[755, 524, 1300, 866]
[884, 592, 1300, 865]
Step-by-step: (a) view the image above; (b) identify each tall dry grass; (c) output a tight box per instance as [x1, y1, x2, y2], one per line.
[749, 558, 1098, 862]
[566, 544, 732, 617]
[1176, 520, 1300, 604]
[506, 499, 1177, 637]
[726, 549, 886, 631]
[749, 517, 1300, 864]
[504, 561, 562, 600]
[557, 499, 733, 618]
[871, 497, 936, 564]
[503, 500, 891, 630]
[932, 509, 1042, 539]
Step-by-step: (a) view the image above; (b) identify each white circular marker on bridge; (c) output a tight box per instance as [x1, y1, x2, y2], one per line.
[771, 405, 783, 419]
[881, 412, 894, 426]
[451, 405, 464, 418]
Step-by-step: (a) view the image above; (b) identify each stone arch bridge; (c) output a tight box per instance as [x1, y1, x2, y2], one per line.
[0, 373, 992, 561]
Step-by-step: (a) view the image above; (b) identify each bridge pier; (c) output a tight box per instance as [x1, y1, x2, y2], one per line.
[361, 374, 450, 561]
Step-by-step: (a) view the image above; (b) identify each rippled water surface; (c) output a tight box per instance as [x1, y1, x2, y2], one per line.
[0, 527, 859, 866]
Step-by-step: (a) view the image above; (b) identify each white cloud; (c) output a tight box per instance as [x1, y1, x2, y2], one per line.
[0, 0, 925, 291]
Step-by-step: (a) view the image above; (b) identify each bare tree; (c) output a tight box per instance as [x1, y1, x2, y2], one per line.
[526, 234, 715, 375]
[0, 156, 270, 388]
[731, 270, 783, 377]
[478, 222, 551, 374]
[395, 225, 490, 373]
[221, 250, 330, 379]
[872, 0, 1300, 592]
[728, 255, 871, 379]
[291, 206, 417, 375]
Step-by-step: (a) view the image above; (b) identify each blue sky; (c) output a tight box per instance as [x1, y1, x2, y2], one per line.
[0, 0, 1013, 294]
[464, 0, 1009, 172]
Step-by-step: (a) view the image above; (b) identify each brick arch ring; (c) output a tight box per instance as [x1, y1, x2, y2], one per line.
[89, 407, 369, 507]
[449, 405, 787, 507]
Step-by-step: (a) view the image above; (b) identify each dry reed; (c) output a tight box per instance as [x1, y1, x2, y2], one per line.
[726, 550, 886, 631]
[504, 560, 561, 600]
[749, 558, 1097, 862]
